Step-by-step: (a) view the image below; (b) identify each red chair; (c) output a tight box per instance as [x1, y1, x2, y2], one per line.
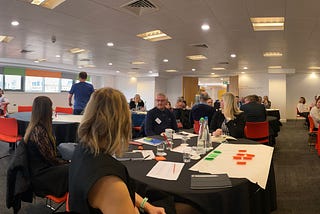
[193, 120, 200, 134]
[55, 106, 73, 114]
[244, 121, 269, 144]
[45, 192, 69, 212]
[0, 118, 22, 148]
[18, 106, 32, 112]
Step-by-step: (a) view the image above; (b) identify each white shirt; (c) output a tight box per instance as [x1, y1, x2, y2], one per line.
[297, 103, 309, 113]
[310, 106, 320, 128]
[0, 96, 9, 110]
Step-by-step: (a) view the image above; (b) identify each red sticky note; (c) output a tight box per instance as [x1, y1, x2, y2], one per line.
[246, 154, 255, 157]
[236, 161, 246, 165]
[238, 150, 247, 153]
[236, 153, 245, 156]
[243, 157, 252, 160]
[233, 156, 242, 160]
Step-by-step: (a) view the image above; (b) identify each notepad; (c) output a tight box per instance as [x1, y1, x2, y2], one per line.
[190, 174, 232, 189]
[116, 152, 144, 161]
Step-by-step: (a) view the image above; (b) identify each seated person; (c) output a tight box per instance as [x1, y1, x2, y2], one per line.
[174, 97, 184, 109]
[190, 92, 215, 126]
[213, 99, 220, 111]
[297, 96, 310, 126]
[129, 94, 145, 110]
[145, 93, 178, 136]
[69, 87, 198, 214]
[310, 97, 320, 130]
[207, 98, 213, 106]
[0, 88, 9, 115]
[24, 96, 68, 197]
[240, 95, 266, 122]
[210, 92, 246, 138]
[262, 96, 271, 109]
[165, 100, 173, 112]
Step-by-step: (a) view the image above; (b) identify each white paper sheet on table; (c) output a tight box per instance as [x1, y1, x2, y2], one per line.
[132, 150, 155, 160]
[211, 135, 237, 143]
[189, 143, 273, 189]
[173, 131, 198, 140]
[147, 161, 184, 180]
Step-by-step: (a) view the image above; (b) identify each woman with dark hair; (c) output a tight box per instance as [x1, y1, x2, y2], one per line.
[24, 96, 68, 197]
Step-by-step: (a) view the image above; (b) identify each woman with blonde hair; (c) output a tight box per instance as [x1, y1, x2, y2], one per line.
[210, 92, 246, 138]
[69, 87, 166, 214]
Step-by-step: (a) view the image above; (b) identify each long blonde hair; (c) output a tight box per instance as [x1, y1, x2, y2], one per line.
[78, 87, 131, 156]
[24, 96, 55, 144]
[222, 92, 242, 120]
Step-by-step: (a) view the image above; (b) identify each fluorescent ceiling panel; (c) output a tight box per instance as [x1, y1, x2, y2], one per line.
[137, 30, 172, 42]
[251, 17, 285, 31]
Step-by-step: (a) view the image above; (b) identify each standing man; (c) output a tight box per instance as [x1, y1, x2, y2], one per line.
[145, 93, 178, 136]
[68, 72, 94, 115]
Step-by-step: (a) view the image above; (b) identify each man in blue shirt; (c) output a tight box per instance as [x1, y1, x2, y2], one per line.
[145, 93, 178, 136]
[68, 72, 94, 115]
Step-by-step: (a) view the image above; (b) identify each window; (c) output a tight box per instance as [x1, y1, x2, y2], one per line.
[0, 74, 3, 89]
[25, 76, 43, 92]
[44, 77, 60, 92]
[4, 75, 22, 90]
[61, 78, 73, 91]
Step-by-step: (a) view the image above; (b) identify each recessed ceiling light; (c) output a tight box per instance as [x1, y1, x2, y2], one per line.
[250, 17, 285, 31]
[308, 66, 320, 70]
[137, 30, 172, 42]
[201, 24, 210, 31]
[11, 21, 19, 26]
[165, 69, 178, 73]
[211, 72, 215, 75]
[34, 60, 39, 63]
[131, 61, 145, 65]
[192, 68, 196, 71]
[268, 66, 282, 69]
[0, 35, 14, 43]
[243, 66, 248, 70]
[69, 48, 86, 54]
[107, 42, 114, 47]
[148, 70, 153, 73]
[30, 0, 66, 9]
[163, 59, 168, 62]
[78, 66, 83, 69]
[186, 55, 207, 60]
[263, 52, 283, 57]
[108, 62, 113, 66]
[212, 67, 226, 70]
[230, 54, 236, 58]
[55, 54, 61, 58]
[241, 71, 245, 74]
[116, 70, 120, 73]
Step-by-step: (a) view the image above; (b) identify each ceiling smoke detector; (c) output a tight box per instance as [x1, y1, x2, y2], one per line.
[121, 0, 159, 16]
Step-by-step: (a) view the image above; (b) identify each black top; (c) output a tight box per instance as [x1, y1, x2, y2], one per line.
[190, 103, 215, 125]
[209, 111, 246, 138]
[129, 100, 144, 110]
[69, 146, 135, 214]
[145, 107, 178, 136]
[240, 102, 267, 122]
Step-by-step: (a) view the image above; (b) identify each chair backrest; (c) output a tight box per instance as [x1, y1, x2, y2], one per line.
[193, 120, 200, 134]
[244, 121, 269, 139]
[55, 107, 73, 114]
[308, 115, 315, 132]
[0, 118, 19, 137]
[18, 106, 32, 112]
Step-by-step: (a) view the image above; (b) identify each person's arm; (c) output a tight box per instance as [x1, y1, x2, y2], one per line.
[135, 193, 165, 214]
[144, 111, 156, 136]
[68, 93, 73, 107]
[2, 97, 9, 105]
[88, 176, 137, 214]
[170, 111, 178, 131]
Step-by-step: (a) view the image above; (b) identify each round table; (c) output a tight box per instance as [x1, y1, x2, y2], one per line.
[8, 112, 80, 144]
[124, 137, 277, 214]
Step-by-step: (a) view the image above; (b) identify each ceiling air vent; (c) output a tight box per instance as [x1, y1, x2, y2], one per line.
[190, 44, 209, 48]
[79, 58, 91, 62]
[121, 0, 159, 16]
[218, 62, 229, 65]
[20, 49, 33, 53]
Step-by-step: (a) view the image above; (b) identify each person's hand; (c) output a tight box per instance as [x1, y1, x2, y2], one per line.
[144, 203, 166, 214]
[212, 128, 222, 137]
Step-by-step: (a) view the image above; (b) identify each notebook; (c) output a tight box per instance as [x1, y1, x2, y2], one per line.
[191, 174, 232, 189]
[116, 152, 144, 161]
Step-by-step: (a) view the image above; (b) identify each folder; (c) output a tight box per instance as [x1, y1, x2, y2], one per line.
[191, 174, 232, 189]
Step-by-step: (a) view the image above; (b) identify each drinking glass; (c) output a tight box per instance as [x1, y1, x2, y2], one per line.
[156, 142, 166, 156]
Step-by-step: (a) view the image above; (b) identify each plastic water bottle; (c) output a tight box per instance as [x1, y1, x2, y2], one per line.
[204, 116, 212, 151]
[196, 117, 206, 155]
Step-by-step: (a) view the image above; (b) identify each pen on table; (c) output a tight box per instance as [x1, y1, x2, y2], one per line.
[143, 155, 150, 160]
[173, 163, 176, 174]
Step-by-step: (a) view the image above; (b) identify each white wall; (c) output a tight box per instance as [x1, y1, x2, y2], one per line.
[137, 77, 155, 111]
[114, 76, 138, 102]
[239, 73, 269, 98]
[165, 76, 183, 106]
[269, 74, 286, 121]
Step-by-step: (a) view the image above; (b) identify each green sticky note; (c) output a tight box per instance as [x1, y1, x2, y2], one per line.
[213, 150, 222, 154]
[205, 157, 215, 160]
[208, 153, 218, 158]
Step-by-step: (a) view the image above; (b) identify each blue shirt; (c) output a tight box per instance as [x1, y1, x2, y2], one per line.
[69, 82, 94, 110]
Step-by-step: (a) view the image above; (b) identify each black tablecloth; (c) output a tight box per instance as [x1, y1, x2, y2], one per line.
[124, 137, 277, 214]
[8, 112, 79, 144]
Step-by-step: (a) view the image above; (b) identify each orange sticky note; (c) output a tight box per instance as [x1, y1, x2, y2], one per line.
[246, 154, 255, 157]
[233, 156, 242, 160]
[243, 157, 252, 160]
[137, 146, 144, 150]
[238, 150, 247, 153]
[155, 156, 166, 161]
[236, 153, 245, 156]
[236, 161, 246, 165]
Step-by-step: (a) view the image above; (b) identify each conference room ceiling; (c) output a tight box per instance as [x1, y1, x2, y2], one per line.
[0, 0, 320, 78]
